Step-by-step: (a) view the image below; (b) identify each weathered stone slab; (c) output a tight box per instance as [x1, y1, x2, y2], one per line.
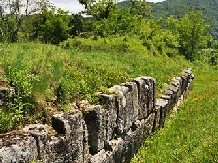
[181, 68, 194, 94]
[153, 105, 161, 131]
[141, 77, 156, 115]
[143, 113, 155, 138]
[165, 84, 179, 108]
[47, 136, 69, 163]
[109, 82, 138, 135]
[172, 77, 182, 97]
[132, 77, 156, 120]
[89, 149, 108, 163]
[98, 93, 118, 142]
[23, 124, 49, 162]
[89, 138, 124, 163]
[123, 113, 155, 163]
[132, 78, 148, 119]
[156, 98, 169, 127]
[51, 112, 89, 163]
[83, 105, 106, 154]
[0, 133, 38, 163]
[122, 119, 146, 163]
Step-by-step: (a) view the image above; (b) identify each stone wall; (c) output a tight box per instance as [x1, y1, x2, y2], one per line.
[0, 68, 194, 163]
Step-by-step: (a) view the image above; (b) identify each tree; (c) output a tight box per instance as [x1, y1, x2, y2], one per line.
[79, 0, 117, 21]
[0, 0, 52, 43]
[130, 0, 152, 20]
[37, 8, 73, 44]
[166, 10, 210, 61]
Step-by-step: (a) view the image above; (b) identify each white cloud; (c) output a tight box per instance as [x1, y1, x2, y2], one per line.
[50, 0, 166, 13]
[50, 0, 85, 14]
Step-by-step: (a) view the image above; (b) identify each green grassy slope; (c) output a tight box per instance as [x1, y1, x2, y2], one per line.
[131, 65, 218, 162]
[0, 40, 191, 132]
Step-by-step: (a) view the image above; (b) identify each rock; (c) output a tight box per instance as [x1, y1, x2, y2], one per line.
[0, 133, 38, 163]
[110, 82, 139, 135]
[98, 93, 118, 142]
[51, 112, 89, 163]
[23, 124, 49, 162]
[132, 77, 156, 120]
[83, 105, 106, 155]
[156, 98, 169, 127]
[89, 138, 124, 163]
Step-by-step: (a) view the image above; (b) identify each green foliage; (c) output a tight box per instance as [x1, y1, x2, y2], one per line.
[0, 107, 24, 132]
[0, 0, 52, 43]
[166, 10, 211, 61]
[140, 20, 179, 56]
[130, 0, 152, 20]
[150, 0, 218, 40]
[200, 49, 218, 66]
[93, 8, 143, 37]
[37, 8, 72, 44]
[88, 0, 116, 21]
[60, 35, 149, 54]
[0, 42, 191, 132]
[0, 15, 20, 43]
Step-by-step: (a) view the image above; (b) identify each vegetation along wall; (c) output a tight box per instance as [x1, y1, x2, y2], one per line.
[0, 68, 194, 163]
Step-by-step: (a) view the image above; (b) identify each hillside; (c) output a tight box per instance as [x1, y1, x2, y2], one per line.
[150, 0, 218, 39]
[118, 0, 218, 39]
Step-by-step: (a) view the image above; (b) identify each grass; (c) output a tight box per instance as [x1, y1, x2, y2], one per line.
[1, 38, 218, 162]
[0, 38, 200, 133]
[131, 64, 218, 162]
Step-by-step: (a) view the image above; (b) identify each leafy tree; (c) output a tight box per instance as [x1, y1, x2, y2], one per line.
[130, 0, 152, 20]
[79, 0, 117, 21]
[0, 0, 52, 43]
[69, 14, 84, 36]
[141, 20, 179, 56]
[93, 7, 143, 37]
[166, 10, 210, 61]
[37, 8, 73, 44]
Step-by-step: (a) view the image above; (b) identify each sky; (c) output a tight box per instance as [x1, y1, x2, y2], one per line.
[50, 0, 166, 14]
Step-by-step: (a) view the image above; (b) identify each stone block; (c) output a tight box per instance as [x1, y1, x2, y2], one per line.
[156, 98, 169, 127]
[122, 119, 146, 163]
[83, 105, 106, 155]
[0, 133, 38, 163]
[165, 84, 179, 107]
[181, 68, 194, 94]
[143, 113, 155, 138]
[132, 77, 156, 120]
[23, 124, 49, 162]
[47, 136, 69, 163]
[109, 82, 138, 135]
[89, 138, 124, 163]
[51, 112, 89, 163]
[132, 78, 148, 119]
[141, 77, 156, 114]
[98, 93, 118, 142]
[153, 105, 161, 131]
[89, 149, 108, 163]
[172, 77, 182, 97]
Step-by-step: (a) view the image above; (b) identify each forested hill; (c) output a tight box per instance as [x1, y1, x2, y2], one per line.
[150, 0, 218, 39]
[118, 0, 218, 39]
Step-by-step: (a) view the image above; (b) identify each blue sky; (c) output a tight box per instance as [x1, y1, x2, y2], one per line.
[50, 0, 166, 14]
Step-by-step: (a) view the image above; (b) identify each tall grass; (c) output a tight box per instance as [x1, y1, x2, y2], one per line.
[131, 64, 218, 162]
[0, 39, 191, 132]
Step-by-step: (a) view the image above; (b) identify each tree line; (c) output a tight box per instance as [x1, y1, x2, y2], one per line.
[0, 0, 217, 63]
